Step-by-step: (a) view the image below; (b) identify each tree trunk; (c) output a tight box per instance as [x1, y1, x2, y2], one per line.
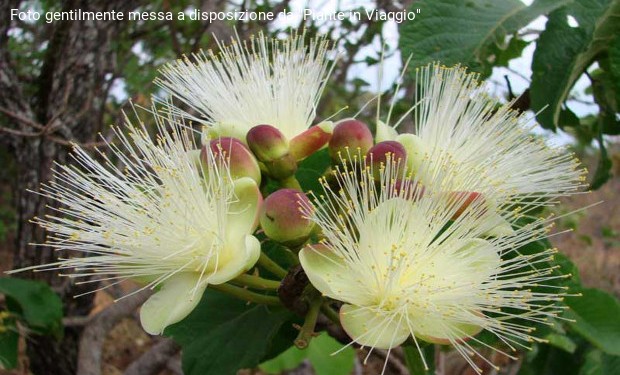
[1, 1, 139, 373]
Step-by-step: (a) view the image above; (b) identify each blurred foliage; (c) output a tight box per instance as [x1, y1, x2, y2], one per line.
[401, 0, 620, 189]
[0, 277, 63, 369]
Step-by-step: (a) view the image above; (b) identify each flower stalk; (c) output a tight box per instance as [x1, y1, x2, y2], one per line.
[294, 290, 323, 349]
[208, 283, 281, 306]
[257, 252, 289, 279]
[231, 274, 281, 290]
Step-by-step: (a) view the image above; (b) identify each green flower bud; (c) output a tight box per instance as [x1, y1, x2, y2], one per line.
[260, 189, 314, 247]
[203, 137, 261, 184]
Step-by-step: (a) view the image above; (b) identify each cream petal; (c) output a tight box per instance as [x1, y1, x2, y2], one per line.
[209, 122, 251, 143]
[226, 177, 262, 241]
[340, 304, 410, 349]
[140, 272, 207, 335]
[413, 317, 483, 345]
[395, 134, 429, 176]
[375, 120, 398, 143]
[483, 210, 515, 237]
[457, 238, 500, 276]
[208, 234, 261, 285]
[299, 244, 345, 299]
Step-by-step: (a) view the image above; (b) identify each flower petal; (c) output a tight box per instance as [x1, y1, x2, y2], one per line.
[340, 304, 410, 349]
[457, 238, 500, 276]
[140, 272, 207, 335]
[484, 210, 515, 237]
[207, 234, 261, 284]
[226, 177, 262, 240]
[413, 318, 483, 345]
[395, 133, 429, 176]
[375, 120, 398, 143]
[299, 244, 344, 298]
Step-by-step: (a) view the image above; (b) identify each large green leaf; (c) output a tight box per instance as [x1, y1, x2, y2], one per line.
[164, 289, 250, 346]
[531, 0, 620, 130]
[181, 305, 292, 375]
[0, 278, 62, 336]
[165, 289, 294, 375]
[399, 0, 569, 75]
[260, 333, 356, 375]
[565, 288, 620, 355]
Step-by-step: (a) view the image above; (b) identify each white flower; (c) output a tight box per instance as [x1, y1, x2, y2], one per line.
[377, 63, 586, 218]
[300, 157, 568, 372]
[12, 110, 262, 335]
[156, 31, 335, 142]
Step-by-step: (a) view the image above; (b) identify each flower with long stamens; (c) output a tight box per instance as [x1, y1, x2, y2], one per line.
[376, 63, 586, 219]
[299, 156, 570, 373]
[9, 110, 262, 335]
[156, 31, 336, 154]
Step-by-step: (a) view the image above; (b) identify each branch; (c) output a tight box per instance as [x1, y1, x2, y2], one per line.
[123, 338, 180, 375]
[76, 289, 152, 375]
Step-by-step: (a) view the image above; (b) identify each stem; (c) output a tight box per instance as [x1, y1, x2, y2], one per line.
[294, 293, 322, 349]
[258, 252, 288, 278]
[320, 302, 340, 324]
[209, 283, 281, 306]
[232, 274, 281, 290]
[279, 175, 302, 190]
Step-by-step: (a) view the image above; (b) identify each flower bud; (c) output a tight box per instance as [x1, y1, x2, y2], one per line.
[448, 191, 483, 220]
[203, 137, 261, 184]
[366, 141, 407, 178]
[260, 189, 314, 247]
[246, 124, 290, 163]
[289, 121, 333, 161]
[328, 119, 373, 163]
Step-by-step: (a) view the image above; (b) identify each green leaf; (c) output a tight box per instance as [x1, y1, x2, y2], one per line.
[260, 333, 356, 375]
[530, 0, 620, 130]
[520, 344, 582, 375]
[181, 305, 292, 375]
[590, 128, 612, 189]
[546, 333, 578, 353]
[164, 289, 249, 347]
[399, 0, 570, 75]
[579, 349, 620, 375]
[0, 278, 63, 336]
[165, 289, 294, 375]
[295, 148, 330, 194]
[0, 325, 19, 369]
[565, 288, 620, 355]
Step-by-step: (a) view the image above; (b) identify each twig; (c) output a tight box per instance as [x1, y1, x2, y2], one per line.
[374, 349, 409, 375]
[123, 338, 180, 375]
[76, 289, 152, 375]
[166, 355, 183, 375]
[62, 315, 92, 327]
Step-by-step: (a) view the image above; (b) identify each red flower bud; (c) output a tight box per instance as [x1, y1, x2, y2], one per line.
[448, 191, 484, 220]
[289, 122, 333, 161]
[260, 189, 314, 247]
[246, 124, 290, 162]
[203, 137, 261, 184]
[366, 141, 407, 178]
[328, 119, 374, 163]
